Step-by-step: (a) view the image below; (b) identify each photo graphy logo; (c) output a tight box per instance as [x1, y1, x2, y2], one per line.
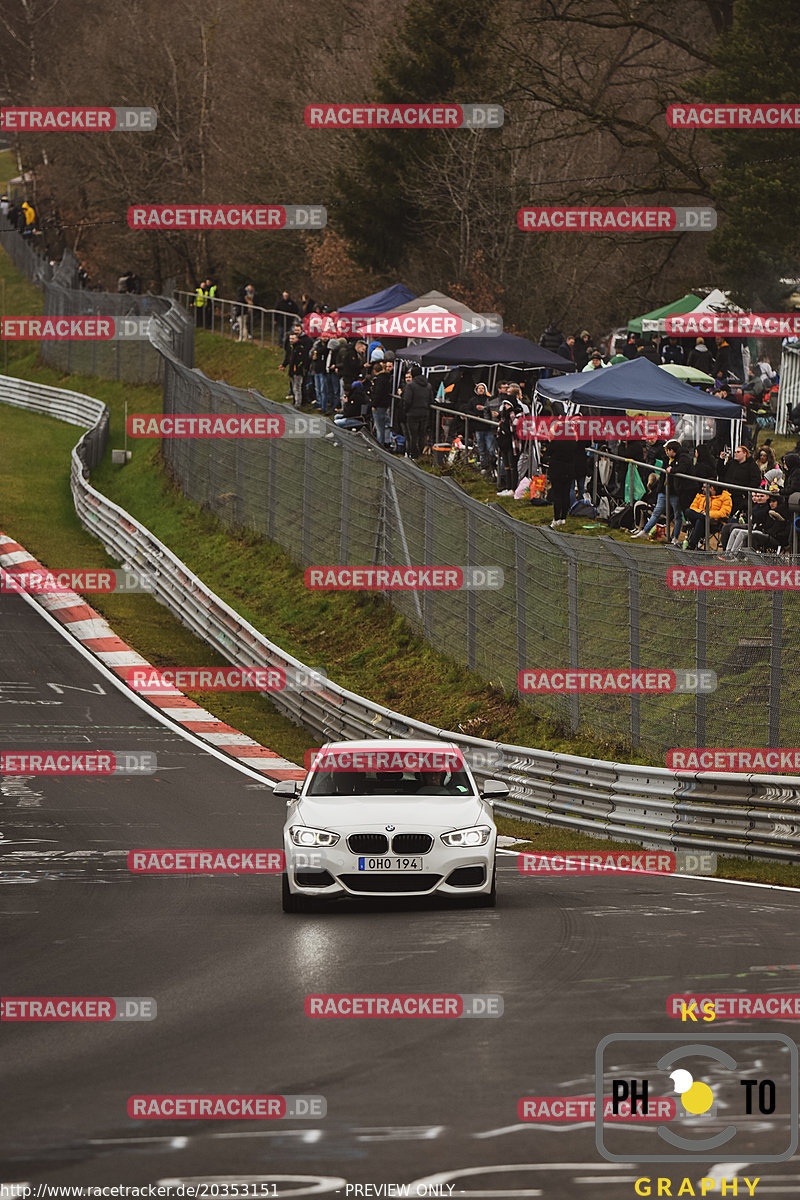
[595, 1032, 798, 1163]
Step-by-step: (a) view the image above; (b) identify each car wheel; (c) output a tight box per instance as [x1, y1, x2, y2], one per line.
[470, 864, 497, 908]
[282, 873, 307, 913]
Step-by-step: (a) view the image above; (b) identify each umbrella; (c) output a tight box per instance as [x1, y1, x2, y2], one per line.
[660, 363, 715, 384]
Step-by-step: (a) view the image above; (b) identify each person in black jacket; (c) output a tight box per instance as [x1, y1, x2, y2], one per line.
[782, 452, 800, 498]
[633, 440, 691, 541]
[540, 322, 564, 354]
[495, 400, 518, 494]
[545, 436, 576, 526]
[720, 445, 761, 513]
[402, 366, 433, 459]
[369, 360, 393, 448]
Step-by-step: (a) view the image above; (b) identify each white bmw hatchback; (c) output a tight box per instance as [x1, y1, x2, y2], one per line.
[276, 739, 507, 912]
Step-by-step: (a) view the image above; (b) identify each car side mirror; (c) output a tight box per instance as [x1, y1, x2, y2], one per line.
[273, 780, 299, 801]
[481, 778, 509, 801]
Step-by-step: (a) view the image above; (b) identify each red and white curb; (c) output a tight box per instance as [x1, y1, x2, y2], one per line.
[0, 534, 306, 782]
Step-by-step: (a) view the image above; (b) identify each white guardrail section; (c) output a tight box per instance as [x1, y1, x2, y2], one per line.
[2, 369, 800, 864]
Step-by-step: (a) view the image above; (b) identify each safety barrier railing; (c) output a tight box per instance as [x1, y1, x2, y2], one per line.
[174, 291, 289, 348]
[1, 365, 800, 864]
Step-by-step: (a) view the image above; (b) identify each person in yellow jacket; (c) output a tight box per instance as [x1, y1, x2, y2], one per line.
[21, 200, 36, 237]
[682, 483, 732, 550]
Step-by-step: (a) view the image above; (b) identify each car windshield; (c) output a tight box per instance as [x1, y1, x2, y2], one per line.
[306, 768, 476, 798]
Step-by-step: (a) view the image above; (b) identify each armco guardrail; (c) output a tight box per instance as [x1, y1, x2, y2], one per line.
[1, 369, 800, 864]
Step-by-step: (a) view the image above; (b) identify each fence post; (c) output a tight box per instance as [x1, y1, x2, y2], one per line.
[514, 527, 527, 687]
[267, 439, 277, 541]
[695, 587, 707, 747]
[424, 486, 434, 640]
[302, 437, 313, 564]
[602, 537, 641, 747]
[339, 441, 350, 566]
[769, 590, 783, 745]
[466, 508, 477, 671]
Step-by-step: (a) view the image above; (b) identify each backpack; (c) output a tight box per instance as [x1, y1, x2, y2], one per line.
[609, 503, 635, 530]
[569, 500, 597, 518]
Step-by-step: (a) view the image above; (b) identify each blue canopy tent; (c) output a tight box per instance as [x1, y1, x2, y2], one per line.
[536, 356, 743, 417]
[338, 284, 417, 314]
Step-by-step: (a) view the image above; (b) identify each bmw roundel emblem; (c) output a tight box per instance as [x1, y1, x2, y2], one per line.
[385, 824, 395, 831]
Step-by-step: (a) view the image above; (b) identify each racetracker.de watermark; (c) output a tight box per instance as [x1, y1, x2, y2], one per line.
[1, 568, 156, 593]
[0, 751, 157, 775]
[127, 205, 325, 229]
[304, 994, 502, 1017]
[125, 414, 327, 438]
[518, 851, 717, 875]
[517, 207, 716, 231]
[0, 106, 157, 131]
[519, 1096, 677, 1121]
[665, 312, 800, 337]
[304, 103, 503, 128]
[1, 997, 156, 1020]
[667, 566, 800, 591]
[304, 746, 504, 773]
[668, 748, 800, 773]
[668, 103, 800, 128]
[517, 669, 717, 694]
[518, 416, 675, 441]
[128, 850, 284, 873]
[304, 566, 503, 590]
[302, 311, 503, 338]
[124, 665, 328, 693]
[1, 317, 154, 340]
[127, 1095, 325, 1118]
[669, 994, 800, 1020]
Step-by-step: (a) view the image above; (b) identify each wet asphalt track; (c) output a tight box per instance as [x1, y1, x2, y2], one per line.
[2, 588, 800, 1196]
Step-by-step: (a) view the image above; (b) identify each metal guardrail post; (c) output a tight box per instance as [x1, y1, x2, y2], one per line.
[703, 482, 711, 551]
[747, 490, 753, 550]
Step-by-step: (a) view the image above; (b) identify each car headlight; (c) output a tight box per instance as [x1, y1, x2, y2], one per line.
[440, 825, 492, 847]
[289, 825, 340, 847]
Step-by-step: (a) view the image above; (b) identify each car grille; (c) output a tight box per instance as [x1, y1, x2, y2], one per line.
[391, 833, 433, 854]
[339, 874, 441, 894]
[347, 833, 389, 854]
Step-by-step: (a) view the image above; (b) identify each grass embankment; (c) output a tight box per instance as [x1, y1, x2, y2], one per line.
[2, 251, 798, 886]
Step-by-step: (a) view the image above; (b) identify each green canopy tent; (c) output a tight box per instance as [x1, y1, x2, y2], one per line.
[627, 294, 702, 334]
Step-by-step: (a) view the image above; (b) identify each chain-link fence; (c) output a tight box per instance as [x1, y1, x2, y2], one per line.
[156, 338, 800, 760]
[0, 218, 193, 382]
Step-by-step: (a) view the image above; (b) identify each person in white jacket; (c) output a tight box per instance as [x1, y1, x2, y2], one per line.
[581, 349, 608, 372]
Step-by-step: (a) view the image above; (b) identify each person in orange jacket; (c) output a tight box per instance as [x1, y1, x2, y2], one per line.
[682, 483, 732, 550]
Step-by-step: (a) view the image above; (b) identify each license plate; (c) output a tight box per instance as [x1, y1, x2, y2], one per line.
[358, 856, 423, 871]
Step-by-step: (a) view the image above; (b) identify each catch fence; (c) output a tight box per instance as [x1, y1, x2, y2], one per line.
[155, 320, 800, 761]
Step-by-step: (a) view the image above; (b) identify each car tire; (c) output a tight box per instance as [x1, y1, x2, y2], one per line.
[471, 864, 497, 908]
[282, 873, 307, 913]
